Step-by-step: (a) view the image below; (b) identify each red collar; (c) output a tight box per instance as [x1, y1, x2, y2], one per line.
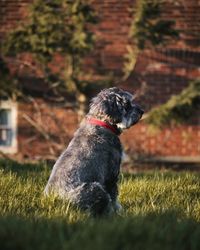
[87, 117, 120, 135]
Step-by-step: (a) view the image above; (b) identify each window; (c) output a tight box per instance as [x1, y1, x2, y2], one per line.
[0, 100, 17, 154]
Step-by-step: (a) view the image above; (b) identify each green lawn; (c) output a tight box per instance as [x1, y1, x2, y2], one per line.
[0, 159, 200, 250]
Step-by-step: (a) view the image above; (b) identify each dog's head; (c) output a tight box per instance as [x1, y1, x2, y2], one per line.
[88, 87, 144, 131]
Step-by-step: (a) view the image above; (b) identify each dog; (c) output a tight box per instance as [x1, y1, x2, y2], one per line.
[44, 87, 144, 216]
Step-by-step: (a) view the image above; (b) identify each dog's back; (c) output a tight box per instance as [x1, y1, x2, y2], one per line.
[44, 87, 143, 216]
[44, 123, 122, 216]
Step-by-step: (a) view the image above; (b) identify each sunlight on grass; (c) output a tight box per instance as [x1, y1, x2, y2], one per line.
[119, 172, 200, 220]
[0, 159, 200, 250]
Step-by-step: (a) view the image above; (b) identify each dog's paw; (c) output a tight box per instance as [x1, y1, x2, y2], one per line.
[112, 201, 123, 213]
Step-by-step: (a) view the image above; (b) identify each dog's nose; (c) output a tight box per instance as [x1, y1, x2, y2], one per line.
[139, 108, 144, 116]
[134, 104, 144, 116]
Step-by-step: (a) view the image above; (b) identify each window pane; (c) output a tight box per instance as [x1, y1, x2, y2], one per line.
[0, 129, 12, 146]
[0, 109, 11, 126]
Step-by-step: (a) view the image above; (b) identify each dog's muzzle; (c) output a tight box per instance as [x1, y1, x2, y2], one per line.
[132, 104, 144, 118]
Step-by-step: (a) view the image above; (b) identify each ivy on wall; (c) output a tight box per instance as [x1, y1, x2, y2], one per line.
[130, 0, 179, 50]
[3, 0, 97, 62]
[145, 79, 200, 128]
[124, 0, 179, 77]
[125, 0, 200, 128]
[2, 0, 97, 103]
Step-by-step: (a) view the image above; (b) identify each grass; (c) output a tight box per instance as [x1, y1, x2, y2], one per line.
[0, 158, 200, 250]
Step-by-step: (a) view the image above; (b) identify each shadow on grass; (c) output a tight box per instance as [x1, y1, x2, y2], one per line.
[0, 158, 52, 178]
[1, 158, 200, 183]
[0, 211, 200, 250]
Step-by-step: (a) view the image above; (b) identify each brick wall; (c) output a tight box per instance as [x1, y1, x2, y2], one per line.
[0, 0, 200, 160]
[17, 98, 78, 160]
[16, 99, 199, 160]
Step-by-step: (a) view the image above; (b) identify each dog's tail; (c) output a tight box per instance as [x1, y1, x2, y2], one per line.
[68, 182, 113, 216]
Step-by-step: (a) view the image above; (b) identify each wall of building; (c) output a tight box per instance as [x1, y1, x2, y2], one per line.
[15, 98, 199, 161]
[16, 98, 77, 160]
[0, 0, 200, 160]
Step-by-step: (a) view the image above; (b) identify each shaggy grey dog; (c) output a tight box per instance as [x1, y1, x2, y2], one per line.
[44, 87, 143, 216]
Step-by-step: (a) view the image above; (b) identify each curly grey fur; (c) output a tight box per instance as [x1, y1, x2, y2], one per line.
[44, 87, 143, 216]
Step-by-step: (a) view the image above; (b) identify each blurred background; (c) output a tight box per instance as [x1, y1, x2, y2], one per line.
[0, 0, 199, 170]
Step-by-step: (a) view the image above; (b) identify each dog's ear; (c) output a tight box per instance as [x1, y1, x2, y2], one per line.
[106, 94, 123, 123]
[89, 92, 123, 124]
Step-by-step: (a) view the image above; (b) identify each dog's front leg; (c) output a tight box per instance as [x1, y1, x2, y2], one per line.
[105, 179, 123, 213]
[111, 187, 123, 213]
[113, 200, 123, 213]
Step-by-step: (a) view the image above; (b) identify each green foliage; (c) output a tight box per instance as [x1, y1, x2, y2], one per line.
[146, 79, 200, 128]
[123, 45, 138, 79]
[3, 0, 96, 62]
[130, 0, 179, 50]
[1, 159, 200, 249]
[124, 0, 179, 78]
[2, 0, 97, 99]
[125, 0, 197, 127]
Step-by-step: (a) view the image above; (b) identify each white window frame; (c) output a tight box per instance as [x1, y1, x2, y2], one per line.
[0, 100, 18, 154]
